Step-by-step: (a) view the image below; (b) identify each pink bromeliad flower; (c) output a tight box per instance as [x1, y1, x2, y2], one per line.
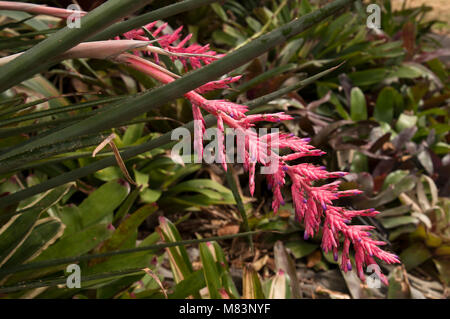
[118, 21, 400, 285]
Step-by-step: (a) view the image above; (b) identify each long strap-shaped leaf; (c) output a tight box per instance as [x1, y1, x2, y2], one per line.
[0, 66, 341, 208]
[0, 0, 153, 92]
[0, 0, 355, 163]
[0, 231, 261, 276]
[0, 183, 73, 268]
[0, 268, 145, 294]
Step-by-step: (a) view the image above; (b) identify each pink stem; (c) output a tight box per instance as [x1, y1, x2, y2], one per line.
[0, 1, 86, 18]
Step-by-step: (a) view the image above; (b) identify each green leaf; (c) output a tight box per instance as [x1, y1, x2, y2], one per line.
[395, 113, 417, 132]
[285, 241, 318, 259]
[0, 217, 64, 270]
[0, 183, 73, 267]
[113, 187, 141, 224]
[380, 216, 417, 229]
[350, 151, 368, 173]
[133, 169, 149, 188]
[433, 259, 450, 286]
[54, 205, 82, 237]
[94, 167, 123, 182]
[84, 232, 159, 277]
[21, 76, 69, 109]
[36, 223, 113, 262]
[387, 266, 411, 299]
[246, 17, 262, 33]
[162, 179, 236, 207]
[0, 231, 259, 280]
[374, 87, 397, 123]
[388, 224, 417, 241]
[417, 150, 433, 175]
[78, 180, 130, 228]
[158, 217, 194, 283]
[5, 223, 113, 284]
[210, 3, 228, 21]
[97, 204, 157, 254]
[140, 189, 162, 204]
[169, 269, 206, 299]
[279, 38, 304, 65]
[0, 10, 48, 31]
[242, 265, 265, 299]
[432, 142, 450, 155]
[299, 0, 313, 15]
[211, 241, 239, 298]
[350, 87, 367, 121]
[199, 242, 222, 299]
[348, 68, 389, 86]
[377, 205, 412, 218]
[400, 243, 431, 270]
[356, 175, 417, 209]
[382, 170, 410, 191]
[317, 84, 350, 120]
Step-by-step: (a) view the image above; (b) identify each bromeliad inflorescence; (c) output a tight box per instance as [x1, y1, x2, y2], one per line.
[119, 21, 400, 285]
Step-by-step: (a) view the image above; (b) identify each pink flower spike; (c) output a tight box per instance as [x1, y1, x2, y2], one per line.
[192, 104, 205, 162]
[206, 100, 248, 119]
[249, 162, 256, 196]
[241, 112, 293, 126]
[217, 115, 227, 171]
[195, 76, 242, 94]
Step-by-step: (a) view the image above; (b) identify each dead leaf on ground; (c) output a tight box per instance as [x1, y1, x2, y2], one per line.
[278, 209, 291, 218]
[217, 224, 240, 236]
[252, 255, 269, 272]
[306, 250, 322, 268]
[315, 285, 350, 299]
